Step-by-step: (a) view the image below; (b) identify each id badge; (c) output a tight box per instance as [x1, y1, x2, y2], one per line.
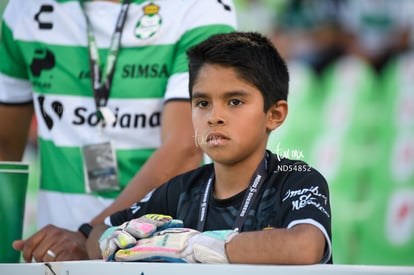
[82, 141, 120, 193]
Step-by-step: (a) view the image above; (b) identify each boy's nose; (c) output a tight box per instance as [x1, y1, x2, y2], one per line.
[208, 107, 225, 126]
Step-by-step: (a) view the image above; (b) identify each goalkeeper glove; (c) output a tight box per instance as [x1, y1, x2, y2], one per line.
[114, 227, 238, 263]
[99, 214, 183, 261]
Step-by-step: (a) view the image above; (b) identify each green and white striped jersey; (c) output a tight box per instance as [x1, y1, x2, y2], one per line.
[0, 0, 236, 230]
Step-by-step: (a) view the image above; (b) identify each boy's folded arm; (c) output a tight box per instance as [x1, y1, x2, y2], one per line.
[226, 224, 326, 265]
[98, 223, 326, 264]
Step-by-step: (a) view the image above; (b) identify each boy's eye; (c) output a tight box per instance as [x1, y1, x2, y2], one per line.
[229, 99, 242, 106]
[196, 100, 209, 108]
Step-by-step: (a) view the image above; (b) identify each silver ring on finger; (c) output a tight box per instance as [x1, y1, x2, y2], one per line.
[47, 249, 57, 258]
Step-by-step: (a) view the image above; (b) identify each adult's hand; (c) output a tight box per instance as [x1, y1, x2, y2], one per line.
[12, 224, 88, 262]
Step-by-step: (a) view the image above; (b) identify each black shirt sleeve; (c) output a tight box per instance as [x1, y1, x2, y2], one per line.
[107, 165, 211, 227]
[277, 161, 332, 263]
[108, 180, 177, 226]
[279, 168, 331, 228]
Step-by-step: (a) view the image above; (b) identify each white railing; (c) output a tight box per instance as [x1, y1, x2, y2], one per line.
[1, 261, 414, 275]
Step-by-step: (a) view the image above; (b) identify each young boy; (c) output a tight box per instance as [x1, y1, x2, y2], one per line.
[86, 32, 332, 264]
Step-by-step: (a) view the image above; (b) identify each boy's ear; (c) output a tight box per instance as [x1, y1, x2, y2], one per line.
[266, 100, 288, 132]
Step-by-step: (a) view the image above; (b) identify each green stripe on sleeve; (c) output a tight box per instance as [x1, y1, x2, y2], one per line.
[0, 21, 29, 79]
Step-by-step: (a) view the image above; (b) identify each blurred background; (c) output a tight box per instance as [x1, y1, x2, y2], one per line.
[1, 0, 413, 265]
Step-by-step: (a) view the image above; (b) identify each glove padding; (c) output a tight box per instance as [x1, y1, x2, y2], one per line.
[114, 228, 238, 263]
[99, 214, 183, 261]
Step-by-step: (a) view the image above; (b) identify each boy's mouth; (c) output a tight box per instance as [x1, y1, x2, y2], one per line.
[206, 133, 229, 145]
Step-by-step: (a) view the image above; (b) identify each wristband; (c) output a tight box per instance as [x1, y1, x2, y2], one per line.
[78, 223, 93, 238]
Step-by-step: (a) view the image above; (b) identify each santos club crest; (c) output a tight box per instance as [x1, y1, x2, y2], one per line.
[135, 3, 162, 39]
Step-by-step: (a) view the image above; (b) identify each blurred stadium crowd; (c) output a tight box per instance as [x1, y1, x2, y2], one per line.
[1, 0, 413, 265]
[236, 0, 414, 265]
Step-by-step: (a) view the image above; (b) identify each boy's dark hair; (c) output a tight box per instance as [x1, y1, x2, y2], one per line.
[186, 31, 289, 111]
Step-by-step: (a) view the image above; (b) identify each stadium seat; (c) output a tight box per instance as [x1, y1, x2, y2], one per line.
[354, 52, 414, 265]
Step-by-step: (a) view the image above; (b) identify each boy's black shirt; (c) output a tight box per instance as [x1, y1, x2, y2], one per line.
[109, 151, 333, 263]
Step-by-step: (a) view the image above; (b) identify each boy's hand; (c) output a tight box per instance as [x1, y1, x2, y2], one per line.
[99, 214, 183, 261]
[114, 228, 238, 263]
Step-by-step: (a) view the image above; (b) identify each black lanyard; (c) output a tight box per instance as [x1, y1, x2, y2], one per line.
[80, 0, 131, 114]
[197, 153, 269, 232]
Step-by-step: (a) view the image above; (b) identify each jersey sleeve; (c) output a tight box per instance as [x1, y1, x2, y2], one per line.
[278, 165, 332, 263]
[164, 1, 237, 101]
[0, 0, 33, 104]
[107, 179, 180, 226]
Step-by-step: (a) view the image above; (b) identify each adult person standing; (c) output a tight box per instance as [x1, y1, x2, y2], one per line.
[0, 0, 237, 262]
